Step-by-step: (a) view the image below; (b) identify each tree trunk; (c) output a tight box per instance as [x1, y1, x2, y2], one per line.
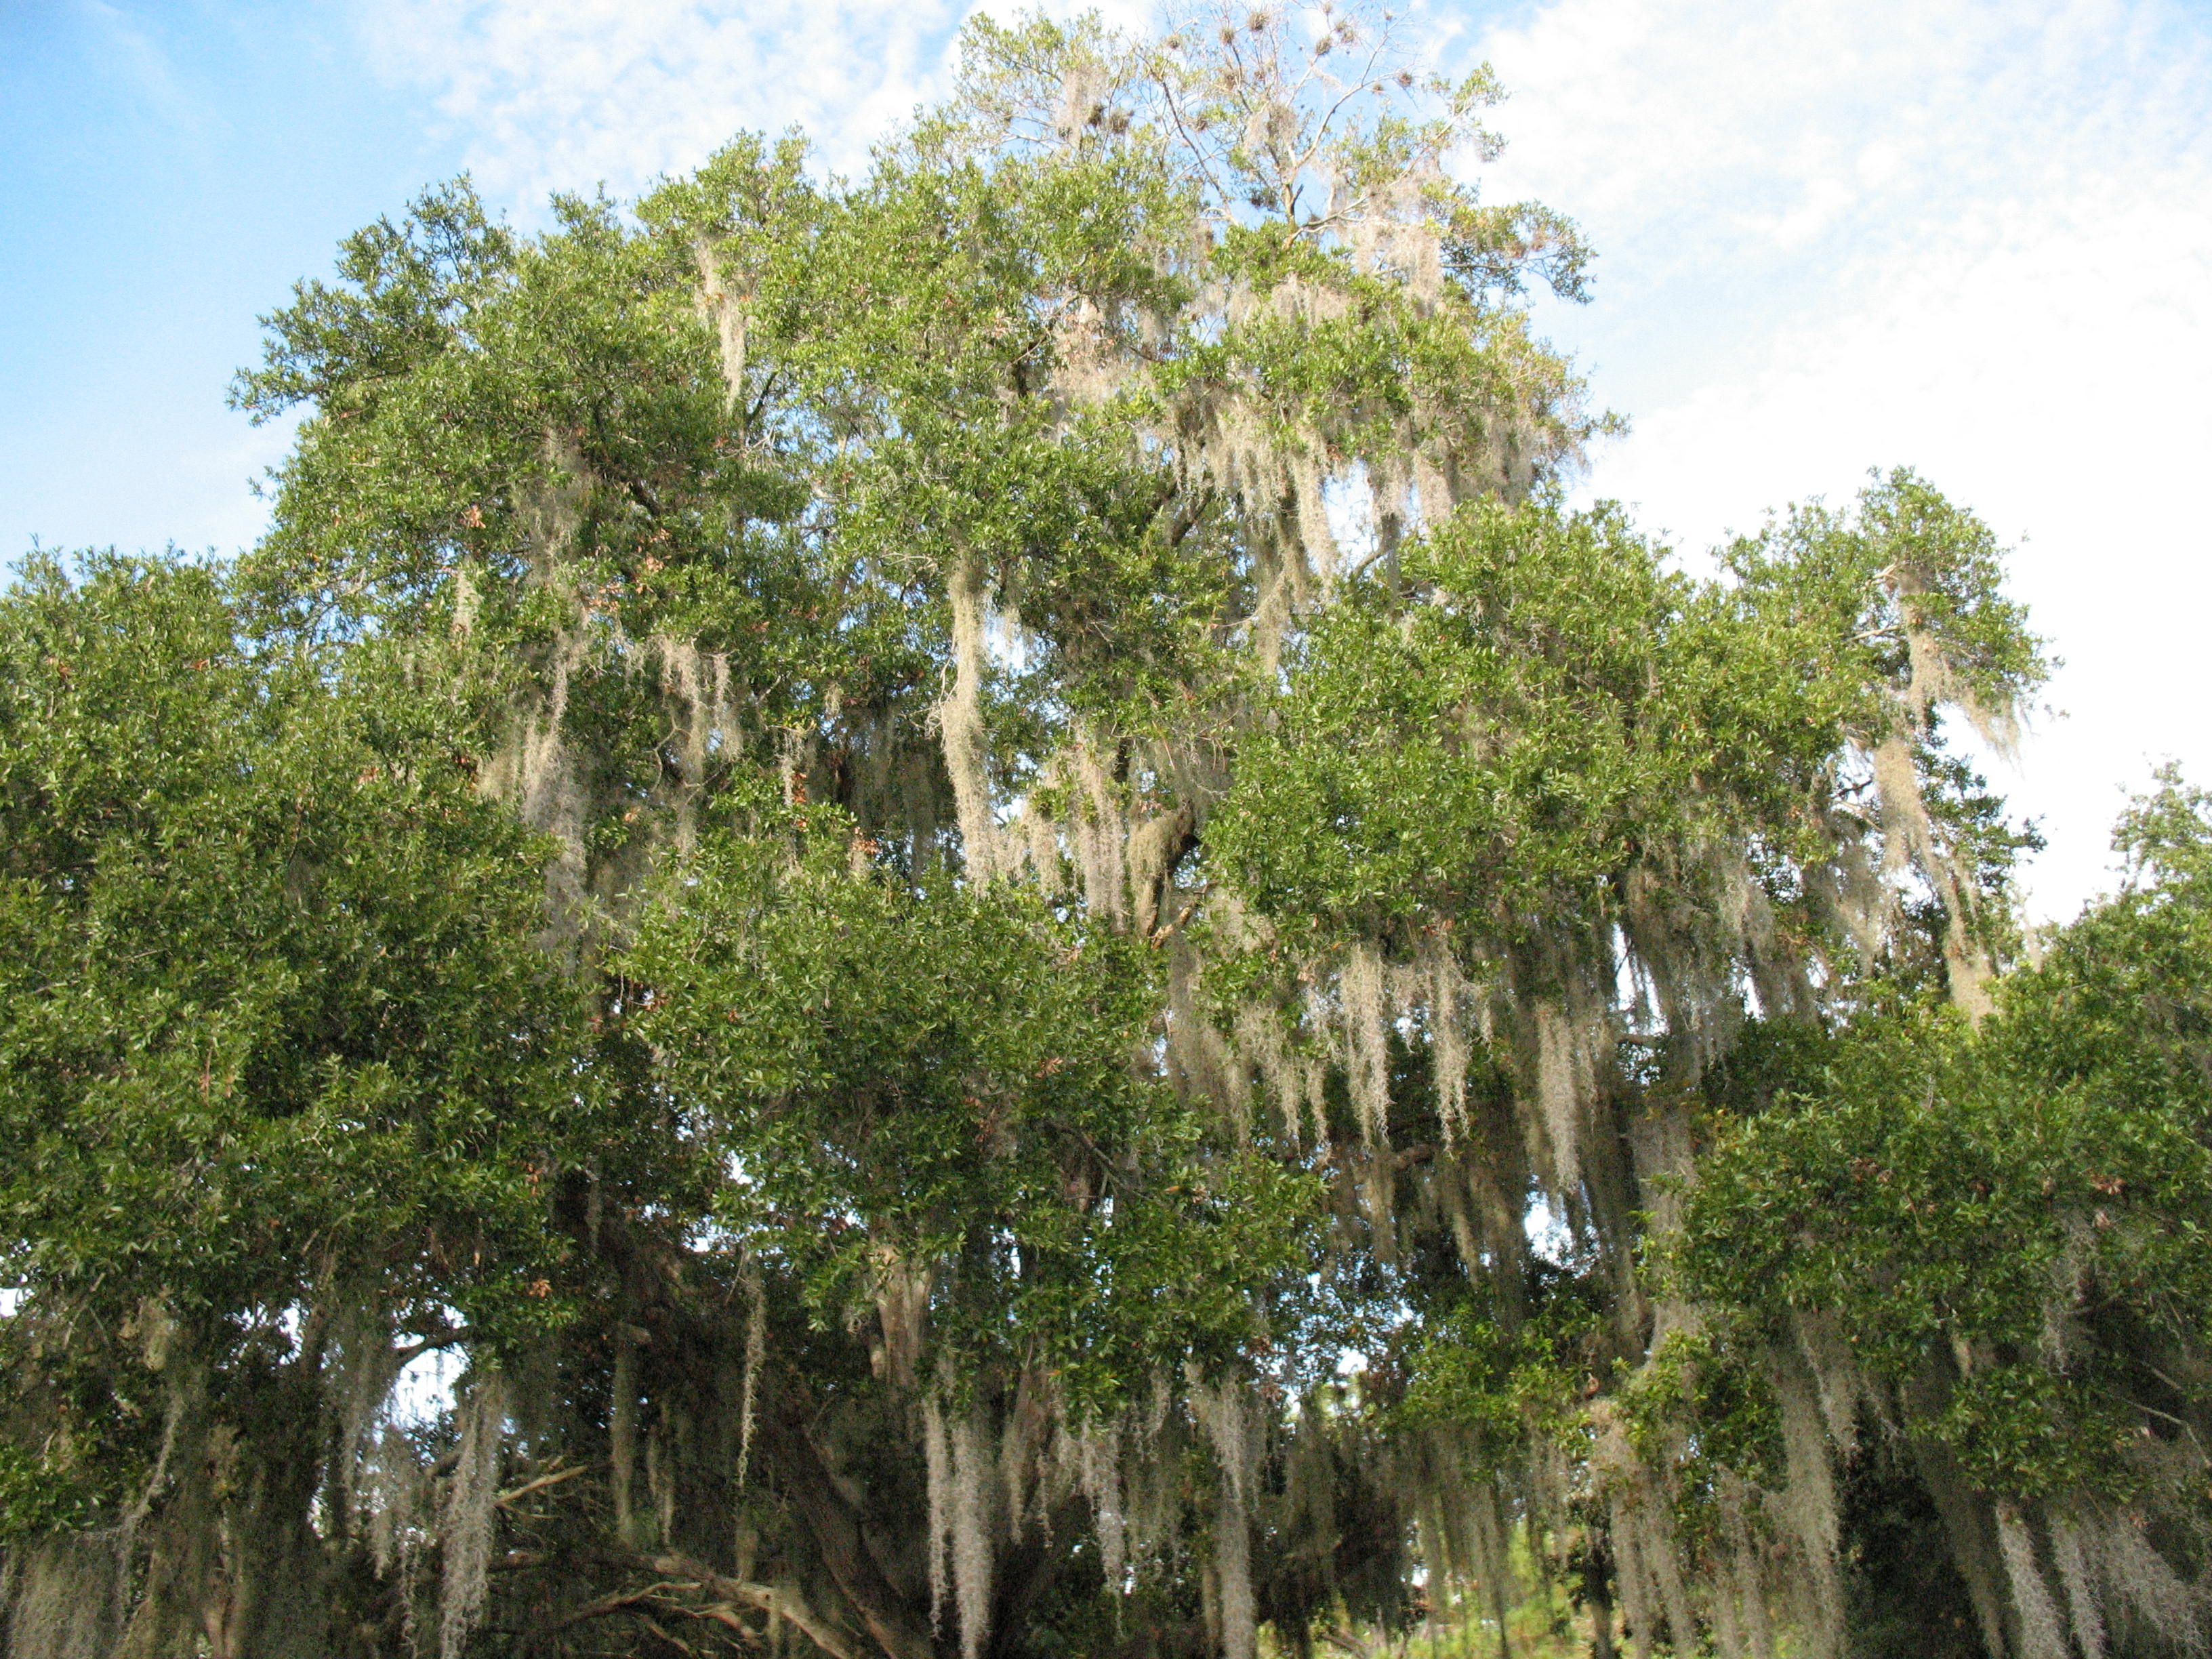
[760, 1401, 939, 1659]
[1584, 1534, 1617, 1659]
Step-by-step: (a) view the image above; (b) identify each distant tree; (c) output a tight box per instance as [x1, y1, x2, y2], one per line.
[3, 5, 2204, 1658]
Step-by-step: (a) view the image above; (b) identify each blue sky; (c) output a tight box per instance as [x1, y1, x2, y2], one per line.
[5, 0, 2211, 922]
[1, 3, 466, 554]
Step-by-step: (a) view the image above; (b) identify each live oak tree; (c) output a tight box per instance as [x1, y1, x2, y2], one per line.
[3, 5, 2208, 1658]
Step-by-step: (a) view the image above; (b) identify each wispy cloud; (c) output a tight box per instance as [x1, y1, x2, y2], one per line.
[1471, 0, 2211, 401]
[360, 0, 1149, 203]
[77, 0, 218, 140]
[361, 0, 959, 198]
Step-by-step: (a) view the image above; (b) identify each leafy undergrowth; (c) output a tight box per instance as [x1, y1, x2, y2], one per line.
[1263, 1571, 1594, 1658]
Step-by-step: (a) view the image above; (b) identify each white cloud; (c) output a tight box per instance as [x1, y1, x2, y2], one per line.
[1465, 0, 2212, 920]
[361, 0, 1152, 204]
[361, 0, 969, 198]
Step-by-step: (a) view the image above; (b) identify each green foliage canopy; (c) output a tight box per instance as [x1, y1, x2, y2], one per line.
[1, 7, 2203, 1659]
